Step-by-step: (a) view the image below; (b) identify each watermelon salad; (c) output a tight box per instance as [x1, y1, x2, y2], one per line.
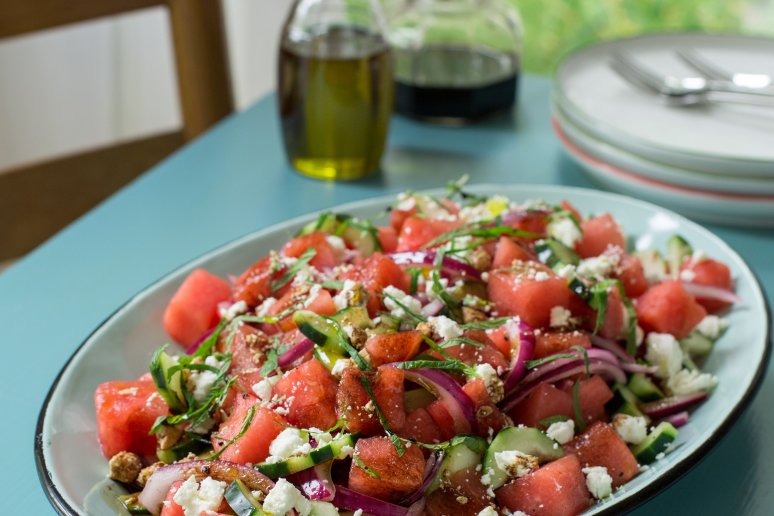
[94, 181, 739, 516]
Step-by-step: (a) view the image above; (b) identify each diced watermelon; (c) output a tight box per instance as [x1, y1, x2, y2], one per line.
[575, 214, 626, 258]
[365, 330, 423, 367]
[559, 375, 614, 426]
[336, 366, 406, 435]
[282, 231, 340, 270]
[396, 216, 461, 252]
[397, 408, 441, 444]
[426, 467, 492, 515]
[508, 382, 573, 428]
[377, 226, 398, 253]
[636, 280, 707, 339]
[564, 421, 639, 487]
[159, 480, 185, 516]
[596, 286, 628, 341]
[488, 268, 576, 329]
[389, 207, 416, 233]
[616, 253, 648, 298]
[342, 253, 409, 316]
[348, 437, 426, 503]
[211, 397, 285, 464]
[462, 378, 508, 437]
[94, 377, 169, 458]
[495, 454, 591, 516]
[486, 325, 513, 359]
[680, 257, 733, 313]
[561, 200, 583, 223]
[220, 324, 270, 397]
[263, 285, 337, 334]
[492, 236, 534, 268]
[504, 210, 550, 239]
[162, 269, 232, 347]
[436, 330, 509, 372]
[426, 400, 458, 441]
[533, 330, 591, 360]
[273, 359, 338, 430]
[233, 255, 280, 308]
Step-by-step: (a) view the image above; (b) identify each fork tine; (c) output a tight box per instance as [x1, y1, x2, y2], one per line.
[676, 49, 731, 80]
[609, 52, 665, 93]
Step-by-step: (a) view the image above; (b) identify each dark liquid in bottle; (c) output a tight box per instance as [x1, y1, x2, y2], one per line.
[278, 28, 394, 180]
[394, 45, 519, 124]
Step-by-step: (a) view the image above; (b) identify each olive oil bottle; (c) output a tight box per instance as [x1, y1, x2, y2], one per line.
[278, 2, 394, 180]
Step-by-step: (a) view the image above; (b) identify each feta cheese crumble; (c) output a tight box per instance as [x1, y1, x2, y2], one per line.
[267, 428, 311, 463]
[172, 475, 227, 516]
[645, 333, 684, 379]
[546, 419, 575, 444]
[220, 300, 248, 320]
[332, 279, 361, 311]
[495, 450, 539, 478]
[583, 466, 613, 499]
[695, 315, 728, 340]
[547, 216, 582, 248]
[263, 478, 312, 516]
[186, 355, 223, 404]
[383, 286, 422, 319]
[252, 374, 280, 402]
[477, 506, 499, 516]
[475, 363, 504, 403]
[612, 414, 648, 445]
[549, 306, 573, 328]
[666, 368, 718, 396]
[577, 252, 620, 280]
[427, 315, 464, 340]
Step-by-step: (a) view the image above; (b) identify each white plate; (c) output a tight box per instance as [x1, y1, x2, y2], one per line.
[552, 101, 774, 196]
[554, 33, 774, 178]
[35, 186, 770, 515]
[554, 120, 774, 227]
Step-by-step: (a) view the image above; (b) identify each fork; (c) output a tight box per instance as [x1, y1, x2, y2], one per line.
[676, 49, 772, 90]
[609, 51, 774, 107]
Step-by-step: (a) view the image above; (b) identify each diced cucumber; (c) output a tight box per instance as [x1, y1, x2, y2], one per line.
[298, 212, 340, 236]
[666, 235, 693, 276]
[149, 348, 186, 412]
[331, 305, 372, 329]
[627, 373, 664, 402]
[156, 435, 209, 464]
[404, 388, 436, 412]
[118, 494, 151, 515]
[338, 217, 381, 256]
[428, 436, 487, 493]
[225, 479, 267, 516]
[535, 238, 581, 268]
[370, 313, 401, 335]
[631, 422, 678, 465]
[294, 310, 347, 370]
[633, 249, 668, 284]
[681, 331, 714, 358]
[256, 433, 357, 479]
[609, 384, 648, 419]
[482, 427, 565, 490]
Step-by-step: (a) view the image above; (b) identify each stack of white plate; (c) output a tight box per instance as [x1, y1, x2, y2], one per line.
[552, 33, 774, 227]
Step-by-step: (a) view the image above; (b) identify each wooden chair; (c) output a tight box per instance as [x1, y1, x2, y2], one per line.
[0, 0, 234, 261]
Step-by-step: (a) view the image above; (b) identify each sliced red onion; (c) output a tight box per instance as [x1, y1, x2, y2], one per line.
[501, 318, 536, 392]
[401, 369, 475, 434]
[290, 463, 336, 501]
[406, 498, 427, 516]
[278, 337, 315, 368]
[620, 362, 659, 375]
[421, 299, 445, 317]
[590, 335, 634, 363]
[389, 251, 482, 280]
[661, 411, 690, 428]
[640, 392, 709, 419]
[585, 348, 623, 367]
[333, 485, 409, 516]
[401, 451, 444, 505]
[186, 325, 218, 355]
[681, 281, 742, 304]
[501, 208, 551, 227]
[502, 360, 627, 412]
[138, 460, 274, 515]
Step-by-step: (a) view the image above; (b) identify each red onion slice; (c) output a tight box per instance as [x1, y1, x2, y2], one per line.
[640, 392, 709, 419]
[501, 318, 536, 393]
[620, 362, 659, 375]
[389, 251, 482, 280]
[290, 462, 336, 501]
[401, 369, 475, 434]
[333, 485, 409, 516]
[421, 299, 445, 317]
[661, 411, 690, 428]
[681, 281, 742, 305]
[400, 451, 444, 505]
[186, 325, 218, 355]
[278, 337, 315, 368]
[139, 460, 274, 515]
[590, 335, 634, 363]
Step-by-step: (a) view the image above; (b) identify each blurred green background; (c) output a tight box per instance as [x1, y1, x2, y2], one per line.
[514, 0, 774, 74]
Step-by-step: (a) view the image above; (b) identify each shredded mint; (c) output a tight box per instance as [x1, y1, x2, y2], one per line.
[193, 318, 229, 359]
[525, 352, 579, 370]
[353, 453, 381, 479]
[325, 316, 371, 371]
[423, 222, 533, 250]
[359, 374, 405, 456]
[406, 267, 423, 295]
[271, 248, 316, 292]
[572, 380, 586, 432]
[208, 405, 255, 460]
[460, 317, 511, 331]
[438, 336, 485, 349]
[396, 359, 473, 377]
[431, 249, 462, 322]
[538, 415, 571, 428]
[382, 292, 426, 323]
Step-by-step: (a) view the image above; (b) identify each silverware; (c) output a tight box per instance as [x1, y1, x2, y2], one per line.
[676, 48, 772, 90]
[609, 51, 774, 107]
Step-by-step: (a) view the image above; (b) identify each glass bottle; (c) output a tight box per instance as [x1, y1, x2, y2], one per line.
[278, 0, 394, 180]
[389, 0, 524, 124]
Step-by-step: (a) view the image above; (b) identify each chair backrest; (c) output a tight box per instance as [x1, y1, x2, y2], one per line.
[0, 0, 234, 261]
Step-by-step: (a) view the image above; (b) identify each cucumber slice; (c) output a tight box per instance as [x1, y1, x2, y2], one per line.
[633, 249, 668, 284]
[295, 310, 348, 370]
[428, 436, 487, 493]
[149, 348, 186, 412]
[256, 433, 357, 479]
[371, 313, 401, 334]
[535, 238, 581, 268]
[609, 384, 648, 419]
[404, 388, 436, 412]
[156, 435, 209, 464]
[338, 217, 381, 256]
[627, 373, 664, 402]
[225, 479, 267, 516]
[298, 212, 340, 236]
[681, 331, 714, 358]
[482, 427, 565, 490]
[118, 494, 151, 515]
[331, 306, 372, 329]
[631, 422, 678, 465]
[666, 235, 693, 276]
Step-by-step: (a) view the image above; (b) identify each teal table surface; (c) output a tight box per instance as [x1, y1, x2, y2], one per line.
[2, 74, 772, 514]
